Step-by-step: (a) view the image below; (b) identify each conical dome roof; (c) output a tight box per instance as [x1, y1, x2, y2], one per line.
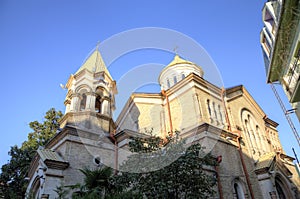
[166, 54, 194, 67]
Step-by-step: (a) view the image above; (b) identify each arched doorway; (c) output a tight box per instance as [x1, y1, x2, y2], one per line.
[274, 175, 292, 199]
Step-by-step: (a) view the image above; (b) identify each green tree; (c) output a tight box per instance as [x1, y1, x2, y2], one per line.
[112, 132, 217, 199]
[54, 183, 70, 199]
[0, 108, 63, 198]
[71, 167, 116, 199]
[22, 108, 63, 150]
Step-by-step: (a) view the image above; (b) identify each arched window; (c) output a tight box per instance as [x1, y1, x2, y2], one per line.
[244, 119, 248, 131]
[244, 119, 253, 149]
[213, 102, 218, 121]
[246, 114, 258, 152]
[167, 79, 171, 88]
[80, 94, 87, 111]
[256, 125, 263, 153]
[218, 105, 223, 123]
[207, 100, 212, 117]
[95, 96, 101, 113]
[173, 76, 177, 84]
[242, 109, 261, 155]
[233, 182, 245, 199]
[181, 73, 185, 80]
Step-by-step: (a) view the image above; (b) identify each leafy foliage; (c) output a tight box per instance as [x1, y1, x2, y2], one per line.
[0, 108, 62, 198]
[80, 167, 113, 194]
[70, 167, 117, 199]
[54, 183, 70, 199]
[111, 132, 217, 199]
[22, 108, 63, 150]
[60, 131, 217, 199]
[68, 166, 142, 199]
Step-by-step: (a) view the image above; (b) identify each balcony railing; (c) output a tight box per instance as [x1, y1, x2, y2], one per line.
[283, 49, 300, 98]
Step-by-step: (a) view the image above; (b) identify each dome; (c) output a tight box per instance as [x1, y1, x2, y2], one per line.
[159, 55, 204, 90]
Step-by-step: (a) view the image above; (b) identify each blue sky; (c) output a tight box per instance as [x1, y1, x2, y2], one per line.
[0, 0, 299, 167]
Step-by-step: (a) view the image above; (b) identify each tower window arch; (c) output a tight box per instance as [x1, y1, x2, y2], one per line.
[95, 96, 102, 113]
[80, 94, 87, 111]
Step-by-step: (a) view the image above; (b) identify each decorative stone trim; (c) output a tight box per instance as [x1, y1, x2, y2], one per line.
[70, 93, 80, 98]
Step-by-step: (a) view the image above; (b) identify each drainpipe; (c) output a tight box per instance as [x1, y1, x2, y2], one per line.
[110, 130, 118, 175]
[161, 89, 173, 137]
[215, 155, 224, 199]
[236, 131, 255, 199]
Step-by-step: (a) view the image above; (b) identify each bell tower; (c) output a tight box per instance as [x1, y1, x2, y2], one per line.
[60, 46, 117, 134]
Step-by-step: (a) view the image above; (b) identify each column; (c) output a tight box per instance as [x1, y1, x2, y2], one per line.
[102, 99, 110, 116]
[70, 93, 80, 112]
[65, 103, 70, 113]
[64, 99, 71, 114]
[86, 92, 96, 111]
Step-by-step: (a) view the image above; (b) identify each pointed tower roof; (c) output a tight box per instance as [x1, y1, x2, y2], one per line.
[75, 49, 112, 79]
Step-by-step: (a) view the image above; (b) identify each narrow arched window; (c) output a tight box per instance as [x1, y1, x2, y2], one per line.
[244, 120, 250, 137]
[233, 182, 245, 199]
[247, 114, 251, 123]
[167, 79, 171, 88]
[213, 102, 218, 121]
[256, 125, 263, 153]
[181, 73, 185, 80]
[234, 183, 239, 198]
[80, 94, 87, 111]
[173, 76, 177, 84]
[95, 96, 101, 113]
[207, 99, 211, 117]
[218, 105, 223, 123]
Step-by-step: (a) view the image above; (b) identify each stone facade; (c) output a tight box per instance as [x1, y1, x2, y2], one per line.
[26, 50, 300, 199]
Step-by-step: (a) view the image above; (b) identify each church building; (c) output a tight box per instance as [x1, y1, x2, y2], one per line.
[26, 47, 300, 199]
